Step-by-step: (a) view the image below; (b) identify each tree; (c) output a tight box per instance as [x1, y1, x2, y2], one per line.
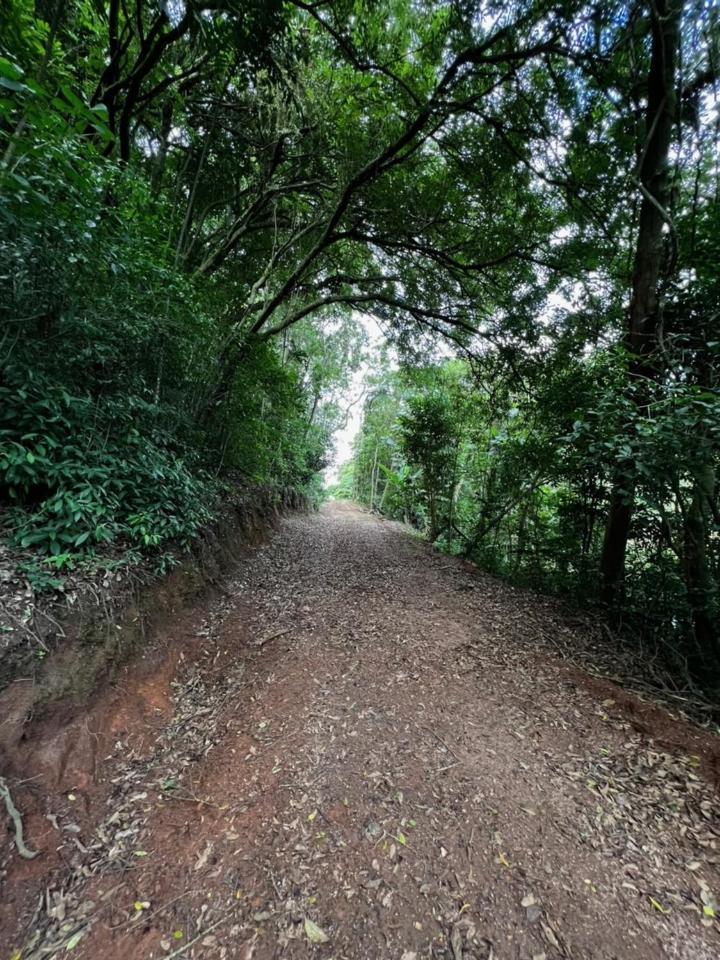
[2, 0, 719, 691]
[399, 389, 459, 542]
[600, 0, 684, 606]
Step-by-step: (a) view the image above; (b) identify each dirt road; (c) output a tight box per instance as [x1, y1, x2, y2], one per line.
[3, 502, 720, 959]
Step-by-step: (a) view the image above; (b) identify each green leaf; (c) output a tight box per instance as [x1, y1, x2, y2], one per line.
[0, 57, 23, 79]
[65, 929, 86, 950]
[304, 918, 329, 944]
[649, 897, 670, 914]
[0, 77, 28, 93]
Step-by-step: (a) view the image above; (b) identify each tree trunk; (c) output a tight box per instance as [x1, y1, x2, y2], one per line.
[151, 101, 174, 195]
[681, 318, 719, 673]
[683, 461, 719, 670]
[369, 444, 379, 510]
[600, 0, 682, 605]
[426, 471, 438, 542]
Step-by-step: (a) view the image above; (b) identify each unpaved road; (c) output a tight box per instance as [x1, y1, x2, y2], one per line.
[3, 501, 720, 959]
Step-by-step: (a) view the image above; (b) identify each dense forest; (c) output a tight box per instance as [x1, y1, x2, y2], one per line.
[1, 1, 718, 690]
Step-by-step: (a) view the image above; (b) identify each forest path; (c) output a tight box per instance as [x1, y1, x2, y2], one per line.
[6, 502, 720, 960]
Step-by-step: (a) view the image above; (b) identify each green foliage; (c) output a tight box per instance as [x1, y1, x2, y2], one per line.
[0, 365, 214, 555]
[349, 340, 720, 688]
[1, 0, 718, 695]
[327, 461, 356, 500]
[0, 2, 350, 573]
[399, 381, 461, 541]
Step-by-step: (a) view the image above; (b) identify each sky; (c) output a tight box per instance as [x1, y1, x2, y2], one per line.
[324, 313, 388, 485]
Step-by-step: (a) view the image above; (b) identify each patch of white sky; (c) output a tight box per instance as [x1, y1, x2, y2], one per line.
[324, 312, 391, 484]
[323, 308, 458, 485]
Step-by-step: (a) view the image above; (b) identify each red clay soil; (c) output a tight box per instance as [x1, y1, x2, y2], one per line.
[2, 501, 719, 960]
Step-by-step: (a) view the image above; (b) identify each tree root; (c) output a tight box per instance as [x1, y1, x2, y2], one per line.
[0, 776, 39, 859]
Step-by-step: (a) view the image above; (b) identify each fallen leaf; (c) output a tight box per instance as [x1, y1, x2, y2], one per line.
[699, 887, 715, 906]
[450, 924, 463, 960]
[649, 897, 670, 914]
[541, 922, 560, 949]
[65, 930, 86, 951]
[194, 841, 213, 871]
[304, 918, 329, 944]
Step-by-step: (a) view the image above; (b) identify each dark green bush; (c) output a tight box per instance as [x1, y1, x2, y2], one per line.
[0, 365, 214, 557]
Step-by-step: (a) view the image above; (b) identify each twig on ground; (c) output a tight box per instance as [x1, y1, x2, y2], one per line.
[421, 725, 461, 762]
[253, 627, 291, 648]
[0, 775, 39, 859]
[162, 792, 222, 809]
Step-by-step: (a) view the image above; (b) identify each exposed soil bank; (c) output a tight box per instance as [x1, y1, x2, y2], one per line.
[2, 501, 719, 960]
[0, 486, 306, 786]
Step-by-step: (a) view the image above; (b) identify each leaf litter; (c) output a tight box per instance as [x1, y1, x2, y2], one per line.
[4, 502, 720, 960]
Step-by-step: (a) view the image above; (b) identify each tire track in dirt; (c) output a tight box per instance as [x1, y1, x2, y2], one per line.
[4, 501, 720, 959]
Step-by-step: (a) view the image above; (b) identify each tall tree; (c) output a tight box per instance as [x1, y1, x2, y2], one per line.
[600, 0, 683, 605]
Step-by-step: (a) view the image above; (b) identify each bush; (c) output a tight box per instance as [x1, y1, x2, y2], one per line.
[0, 365, 214, 557]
